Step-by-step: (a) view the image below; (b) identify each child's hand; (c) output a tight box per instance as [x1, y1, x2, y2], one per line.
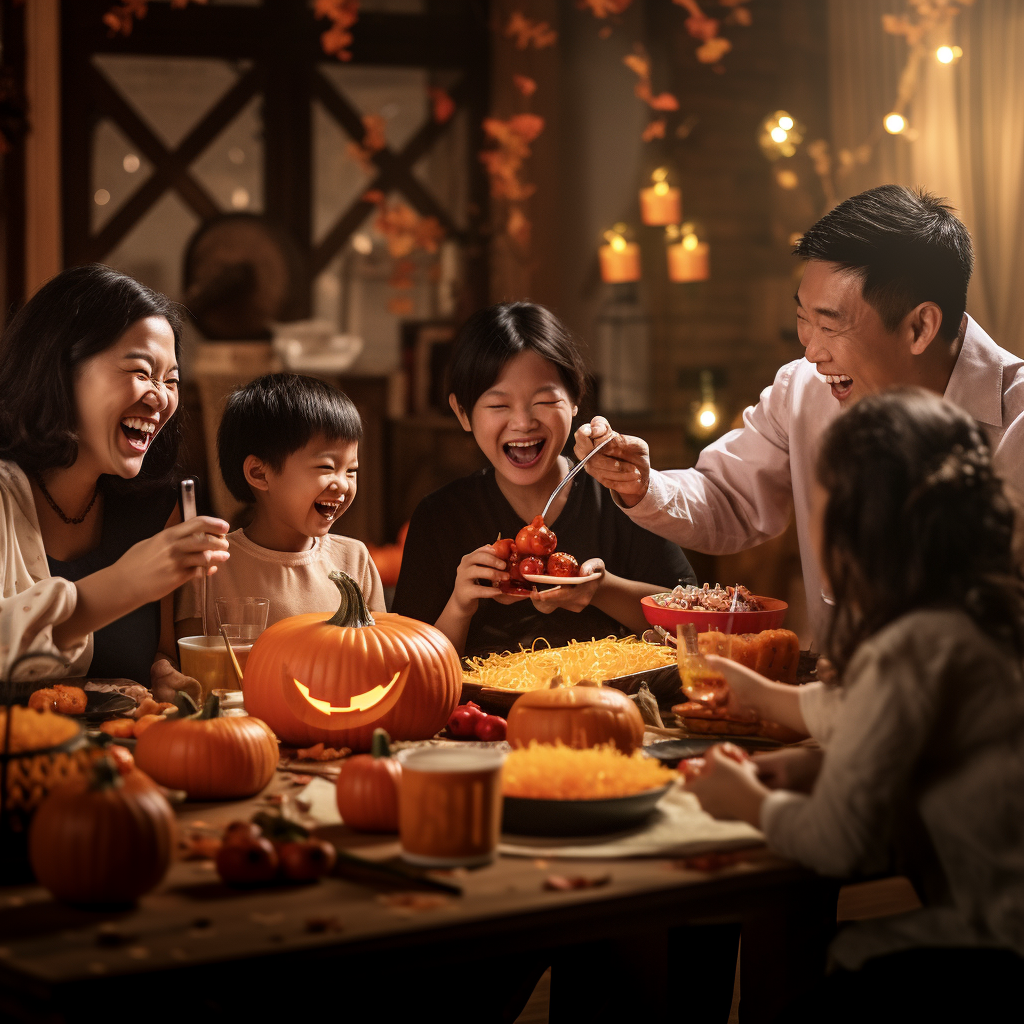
[702, 654, 772, 715]
[751, 747, 823, 793]
[531, 559, 604, 614]
[683, 743, 768, 826]
[573, 418, 650, 507]
[451, 544, 528, 616]
[116, 516, 230, 607]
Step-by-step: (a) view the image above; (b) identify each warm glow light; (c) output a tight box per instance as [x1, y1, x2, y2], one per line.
[884, 112, 907, 135]
[652, 167, 668, 183]
[293, 669, 404, 715]
[936, 45, 962, 64]
[698, 405, 718, 430]
[653, 180, 670, 196]
[610, 234, 627, 252]
[682, 233, 699, 251]
[94, 189, 110, 206]
[770, 126, 788, 143]
[351, 233, 373, 255]
[778, 115, 794, 131]
[123, 154, 140, 173]
[231, 187, 250, 209]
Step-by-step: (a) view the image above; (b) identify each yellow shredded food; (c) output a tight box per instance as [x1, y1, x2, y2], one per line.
[463, 636, 675, 692]
[0, 706, 79, 754]
[502, 741, 676, 800]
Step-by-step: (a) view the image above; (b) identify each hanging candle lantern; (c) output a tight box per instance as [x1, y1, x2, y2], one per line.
[666, 223, 709, 283]
[639, 168, 681, 226]
[599, 224, 641, 283]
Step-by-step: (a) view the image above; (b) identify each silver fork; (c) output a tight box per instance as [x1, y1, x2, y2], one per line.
[541, 433, 615, 524]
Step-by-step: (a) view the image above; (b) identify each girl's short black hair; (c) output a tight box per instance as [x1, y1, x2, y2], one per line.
[445, 302, 588, 414]
[0, 264, 183, 482]
[818, 387, 1024, 673]
[217, 373, 363, 503]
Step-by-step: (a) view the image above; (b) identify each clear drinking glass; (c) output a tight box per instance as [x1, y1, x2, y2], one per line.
[215, 597, 270, 643]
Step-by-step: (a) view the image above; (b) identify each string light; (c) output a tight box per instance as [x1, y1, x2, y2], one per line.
[936, 45, 962, 65]
[760, 110, 803, 159]
[883, 112, 907, 135]
[693, 369, 720, 437]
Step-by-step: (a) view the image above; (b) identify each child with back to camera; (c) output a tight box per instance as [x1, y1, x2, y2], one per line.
[176, 374, 384, 636]
[392, 302, 696, 657]
[684, 388, 1024, 1018]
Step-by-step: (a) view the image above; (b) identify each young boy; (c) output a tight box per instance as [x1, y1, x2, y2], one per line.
[176, 373, 384, 635]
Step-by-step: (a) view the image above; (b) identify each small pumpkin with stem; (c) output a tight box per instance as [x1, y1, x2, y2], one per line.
[134, 693, 278, 800]
[335, 728, 402, 832]
[28, 757, 176, 905]
[243, 570, 461, 750]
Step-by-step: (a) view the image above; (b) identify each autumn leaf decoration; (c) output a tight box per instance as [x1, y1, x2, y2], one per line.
[316, 0, 360, 62]
[623, 47, 679, 143]
[480, 114, 545, 248]
[103, 0, 206, 37]
[504, 12, 558, 50]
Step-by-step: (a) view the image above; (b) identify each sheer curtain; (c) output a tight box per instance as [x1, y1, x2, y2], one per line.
[828, 0, 1024, 355]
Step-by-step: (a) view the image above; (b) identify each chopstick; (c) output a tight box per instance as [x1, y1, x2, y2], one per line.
[332, 848, 463, 896]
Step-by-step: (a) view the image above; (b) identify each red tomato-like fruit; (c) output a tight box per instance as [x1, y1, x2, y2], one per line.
[492, 536, 517, 563]
[278, 839, 337, 882]
[223, 821, 263, 846]
[546, 552, 579, 577]
[518, 556, 546, 577]
[448, 704, 486, 737]
[475, 715, 507, 741]
[498, 579, 534, 596]
[515, 515, 557, 557]
[216, 837, 279, 885]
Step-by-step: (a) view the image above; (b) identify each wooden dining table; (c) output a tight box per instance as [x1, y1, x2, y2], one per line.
[0, 768, 838, 1024]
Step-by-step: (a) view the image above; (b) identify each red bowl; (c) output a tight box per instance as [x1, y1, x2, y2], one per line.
[640, 595, 788, 635]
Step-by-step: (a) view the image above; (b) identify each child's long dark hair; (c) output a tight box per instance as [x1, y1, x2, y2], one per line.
[818, 387, 1024, 673]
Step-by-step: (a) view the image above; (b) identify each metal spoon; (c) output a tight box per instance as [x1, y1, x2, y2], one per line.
[541, 433, 615, 524]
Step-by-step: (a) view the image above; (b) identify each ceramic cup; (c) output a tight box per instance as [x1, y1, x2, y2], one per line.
[397, 747, 506, 868]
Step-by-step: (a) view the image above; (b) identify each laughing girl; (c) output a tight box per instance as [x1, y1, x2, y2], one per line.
[0, 265, 229, 688]
[392, 302, 696, 657]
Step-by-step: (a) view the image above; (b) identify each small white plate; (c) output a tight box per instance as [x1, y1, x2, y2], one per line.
[521, 572, 602, 586]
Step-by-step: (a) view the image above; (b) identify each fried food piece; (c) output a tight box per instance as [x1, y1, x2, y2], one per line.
[28, 688, 60, 713]
[99, 717, 136, 738]
[133, 714, 164, 737]
[52, 684, 87, 715]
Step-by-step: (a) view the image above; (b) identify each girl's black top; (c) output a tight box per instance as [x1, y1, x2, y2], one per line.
[392, 466, 697, 659]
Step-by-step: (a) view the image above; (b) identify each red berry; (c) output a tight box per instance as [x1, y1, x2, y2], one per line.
[475, 715, 507, 742]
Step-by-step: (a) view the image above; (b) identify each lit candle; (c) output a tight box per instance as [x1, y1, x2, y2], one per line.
[599, 233, 641, 283]
[667, 231, 709, 282]
[639, 180, 681, 226]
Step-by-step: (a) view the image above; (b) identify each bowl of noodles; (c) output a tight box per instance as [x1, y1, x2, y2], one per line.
[500, 742, 675, 836]
[642, 585, 787, 634]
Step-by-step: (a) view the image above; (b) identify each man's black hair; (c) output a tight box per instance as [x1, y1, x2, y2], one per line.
[217, 373, 363, 503]
[446, 302, 588, 415]
[794, 185, 974, 341]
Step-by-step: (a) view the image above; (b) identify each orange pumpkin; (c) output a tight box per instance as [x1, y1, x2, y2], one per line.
[242, 571, 461, 751]
[335, 728, 402, 832]
[28, 758, 176, 905]
[506, 680, 645, 754]
[134, 694, 278, 800]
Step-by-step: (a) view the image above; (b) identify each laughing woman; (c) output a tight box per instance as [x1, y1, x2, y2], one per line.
[0, 265, 229, 690]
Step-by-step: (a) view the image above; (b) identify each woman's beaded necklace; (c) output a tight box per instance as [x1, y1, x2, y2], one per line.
[34, 475, 99, 525]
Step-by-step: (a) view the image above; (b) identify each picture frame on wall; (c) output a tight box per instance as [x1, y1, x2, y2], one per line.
[400, 320, 457, 415]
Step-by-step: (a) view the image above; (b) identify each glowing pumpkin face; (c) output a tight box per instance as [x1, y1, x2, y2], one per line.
[284, 666, 409, 729]
[242, 571, 461, 751]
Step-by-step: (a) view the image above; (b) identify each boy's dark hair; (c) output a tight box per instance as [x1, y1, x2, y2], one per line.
[0, 264, 183, 483]
[446, 302, 588, 414]
[794, 185, 973, 342]
[818, 387, 1024, 674]
[217, 373, 363, 502]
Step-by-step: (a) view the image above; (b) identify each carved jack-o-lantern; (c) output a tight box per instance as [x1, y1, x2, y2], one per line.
[242, 571, 461, 750]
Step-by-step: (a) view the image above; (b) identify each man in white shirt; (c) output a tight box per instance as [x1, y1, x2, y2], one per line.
[574, 185, 1024, 648]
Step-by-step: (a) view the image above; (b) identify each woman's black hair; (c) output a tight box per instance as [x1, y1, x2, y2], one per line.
[217, 373, 363, 503]
[818, 387, 1024, 673]
[0, 264, 183, 484]
[445, 302, 588, 414]
[794, 185, 973, 342]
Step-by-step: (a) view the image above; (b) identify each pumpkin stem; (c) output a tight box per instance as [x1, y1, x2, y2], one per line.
[371, 728, 392, 759]
[90, 756, 124, 791]
[326, 570, 375, 628]
[198, 693, 221, 720]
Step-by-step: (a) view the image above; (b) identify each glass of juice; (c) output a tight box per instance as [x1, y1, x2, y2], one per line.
[177, 636, 252, 700]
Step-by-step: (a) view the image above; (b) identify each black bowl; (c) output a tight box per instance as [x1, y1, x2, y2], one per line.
[502, 784, 671, 837]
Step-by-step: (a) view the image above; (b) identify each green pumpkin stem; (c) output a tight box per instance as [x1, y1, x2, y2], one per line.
[371, 728, 392, 759]
[199, 693, 221, 720]
[326, 570, 375, 628]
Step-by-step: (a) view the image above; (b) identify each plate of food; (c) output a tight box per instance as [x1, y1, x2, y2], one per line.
[642, 584, 787, 634]
[642, 736, 781, 768]
[521, 571, 602, 586]
[500, 741, 676, 837]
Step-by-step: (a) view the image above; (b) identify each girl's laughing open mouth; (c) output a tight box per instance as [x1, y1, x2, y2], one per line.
[503, 439, 545, 468]
[120, 417, 157, 452]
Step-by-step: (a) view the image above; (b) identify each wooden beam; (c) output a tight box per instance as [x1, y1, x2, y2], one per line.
[25, 0, 62, 296]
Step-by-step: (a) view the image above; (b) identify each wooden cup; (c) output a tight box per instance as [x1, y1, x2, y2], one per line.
[397, 748, 506, 867]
